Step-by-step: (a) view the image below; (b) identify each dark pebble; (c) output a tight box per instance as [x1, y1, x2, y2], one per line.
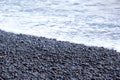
[0, 30, 120, 80]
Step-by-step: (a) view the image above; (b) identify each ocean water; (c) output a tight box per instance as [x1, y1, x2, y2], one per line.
[0, 0, 120, 52]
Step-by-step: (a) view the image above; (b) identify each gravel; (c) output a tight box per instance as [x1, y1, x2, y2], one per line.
[0, 30, 120, 80]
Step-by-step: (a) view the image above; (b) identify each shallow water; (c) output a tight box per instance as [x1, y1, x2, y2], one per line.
[0, 0, 120, 52]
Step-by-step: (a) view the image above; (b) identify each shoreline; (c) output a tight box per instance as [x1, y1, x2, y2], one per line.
[0, 29, 120, 79]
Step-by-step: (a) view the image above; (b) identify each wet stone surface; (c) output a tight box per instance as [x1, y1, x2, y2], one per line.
[0, 30, 120, 80]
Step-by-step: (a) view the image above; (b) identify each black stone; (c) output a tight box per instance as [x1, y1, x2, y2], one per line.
[0, 30, 120, 80]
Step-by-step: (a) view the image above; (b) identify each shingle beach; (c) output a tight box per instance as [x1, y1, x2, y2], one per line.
[0, 30, 120, 80]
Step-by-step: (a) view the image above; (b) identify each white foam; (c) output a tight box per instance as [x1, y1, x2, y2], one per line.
[0, 0, 120, 52]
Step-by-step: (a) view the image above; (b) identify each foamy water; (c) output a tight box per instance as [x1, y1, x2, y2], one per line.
[0, 0, 120, 52]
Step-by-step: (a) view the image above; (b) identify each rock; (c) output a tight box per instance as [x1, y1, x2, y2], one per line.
[0, 30, 120, 79]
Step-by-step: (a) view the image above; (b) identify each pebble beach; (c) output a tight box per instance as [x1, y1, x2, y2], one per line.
[0, 30, 120, 80]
